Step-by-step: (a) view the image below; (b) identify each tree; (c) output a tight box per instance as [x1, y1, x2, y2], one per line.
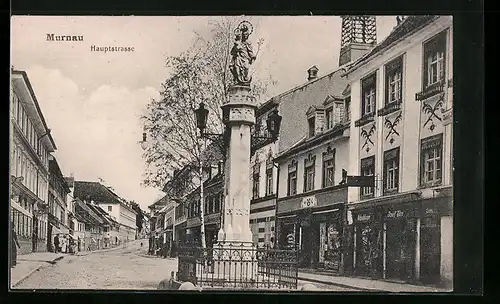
[142, 17, 276, 248]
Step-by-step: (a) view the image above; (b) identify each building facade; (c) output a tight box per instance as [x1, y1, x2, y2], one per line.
[344, 15, 453, 287]
[10, 70, 56, 254]
[249, 101, 280, 248]
[47, 156, 71, 251]
[73, 181, 137, 245]
[274, 85, 352, 273]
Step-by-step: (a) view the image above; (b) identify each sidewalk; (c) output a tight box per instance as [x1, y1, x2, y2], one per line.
[297, 271, 452, 293]
[11, 252, 66, 288]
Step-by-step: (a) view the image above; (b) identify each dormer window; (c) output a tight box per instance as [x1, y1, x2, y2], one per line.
[326, 107, 334, 129]
[361, 73, 377, 116]
[308, 117, 315, 137]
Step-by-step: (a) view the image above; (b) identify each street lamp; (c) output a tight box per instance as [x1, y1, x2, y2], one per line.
[193, 102, 283, 141]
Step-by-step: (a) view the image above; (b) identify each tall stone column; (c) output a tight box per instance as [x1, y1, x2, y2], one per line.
[217, 85, 256, 245]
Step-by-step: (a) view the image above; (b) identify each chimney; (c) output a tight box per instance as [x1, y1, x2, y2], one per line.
[339, 16, 377, 66]
[307, 66, 319, 81]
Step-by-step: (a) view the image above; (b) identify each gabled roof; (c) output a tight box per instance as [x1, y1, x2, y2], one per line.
[306, 105, 325, 116]
[322, 95, 345, 106]
[74, 181, 124, 205]
[346, 15, 441, 75]
[75, 200, 104, 225]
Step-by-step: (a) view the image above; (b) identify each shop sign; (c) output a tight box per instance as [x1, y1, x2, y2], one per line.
[386, 210, 405, 219]
[301, 196, 317, 209]
[442, 108, 453, 126]
[355, 213, 371, 222]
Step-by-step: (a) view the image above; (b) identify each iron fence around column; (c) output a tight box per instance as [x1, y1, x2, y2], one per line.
[177, 243, 298, 290]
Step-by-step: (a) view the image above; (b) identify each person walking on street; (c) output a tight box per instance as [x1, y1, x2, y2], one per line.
[11, 223, 21, 268]
[54, 234, 60, 253]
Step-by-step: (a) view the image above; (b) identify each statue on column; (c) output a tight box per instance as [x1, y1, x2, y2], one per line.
[230, 21, 256, 86]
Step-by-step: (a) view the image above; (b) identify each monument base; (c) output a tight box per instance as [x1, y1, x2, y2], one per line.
[210, 241, 259, 288]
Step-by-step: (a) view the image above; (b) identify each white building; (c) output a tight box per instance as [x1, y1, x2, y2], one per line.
[343, 15, 453, 287]
[73, 181, 138, 244]
[10, 70, 56, 254]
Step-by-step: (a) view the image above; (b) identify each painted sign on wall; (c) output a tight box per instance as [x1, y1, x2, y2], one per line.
[301, 196, 317, 209]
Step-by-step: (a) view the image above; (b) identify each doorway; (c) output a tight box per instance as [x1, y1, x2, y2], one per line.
[385, 218, 417, 281]
[299, 222, 319, 268]
[420, 216, 441, 284]
[47, 224, 53, 252]
[32, 216, 39, 252]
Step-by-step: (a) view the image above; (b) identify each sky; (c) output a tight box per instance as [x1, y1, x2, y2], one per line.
[11, 15, 397, 211]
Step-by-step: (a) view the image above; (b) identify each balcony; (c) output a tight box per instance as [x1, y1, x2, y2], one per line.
[415, 80, 446, 101]
[354, 112, 375, 127]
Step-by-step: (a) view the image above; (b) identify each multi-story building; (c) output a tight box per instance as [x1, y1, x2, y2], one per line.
[73, 181, 137, 245]
[247, 16, 375, 253]
[249, 101, 280, 248]
[47, 155, 71, 251]
[274, 92, 351, 273]
[10, 70, 56, 254]
[343, 15, 453, 287]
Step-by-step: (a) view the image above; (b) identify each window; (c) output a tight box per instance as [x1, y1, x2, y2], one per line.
[424, 31, 447, 89]
[345, 97, 351, 121]
[258, 227, 265, 233]
[383, 148, 400, 194]
[420, 134, 443, 187]
[333, 102, 345, 125]
[252, 161, 260, 199]
[108, 206, 112, 212]
[385, 57, 403, 104]
[361, 74, 377, 116]
[287, 160, 298, 196]
[322, 146, 335, 188]
[360, 156, 375, 197]
[326, 108, 334, 129]
[265, 154, 274, 196]
[303, 154, 316, 192]
[308, 117, 315, 137]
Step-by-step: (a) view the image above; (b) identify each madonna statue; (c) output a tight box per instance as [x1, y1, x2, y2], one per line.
[230, 21, 256, 86]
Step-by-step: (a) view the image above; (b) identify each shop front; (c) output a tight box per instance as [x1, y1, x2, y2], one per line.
[276, 186, 347, 273]
[419, 193, 452, 286]
[352, 208, 383, 279]
[382, 202, 419, 282]
[204, 213, 220, 248]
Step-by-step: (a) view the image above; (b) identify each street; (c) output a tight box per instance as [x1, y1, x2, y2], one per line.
[15, 239, 355, 291]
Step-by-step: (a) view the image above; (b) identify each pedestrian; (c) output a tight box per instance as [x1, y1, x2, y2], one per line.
[11, 223, 21, 268]
[61, 235, 67, 253]
[54, 234, 60, 253]
[77, 237, 81, 252]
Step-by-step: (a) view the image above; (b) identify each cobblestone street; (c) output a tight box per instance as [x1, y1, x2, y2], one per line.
[14, 239, 357, 291]
[15, 240, 177, 290]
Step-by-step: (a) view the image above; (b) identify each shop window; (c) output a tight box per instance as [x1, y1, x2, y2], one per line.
[287, 160, 298, 196]
[423, 31, 447, 90]
[322, 146, 336, 188]
[385, 56, 403, 105]
[420, 134, 443, 188]
[383, 147, 400, 194]
[361, 73, 377, 117]
[360, 156, 375, 198]
[303, 154, 316, 192]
